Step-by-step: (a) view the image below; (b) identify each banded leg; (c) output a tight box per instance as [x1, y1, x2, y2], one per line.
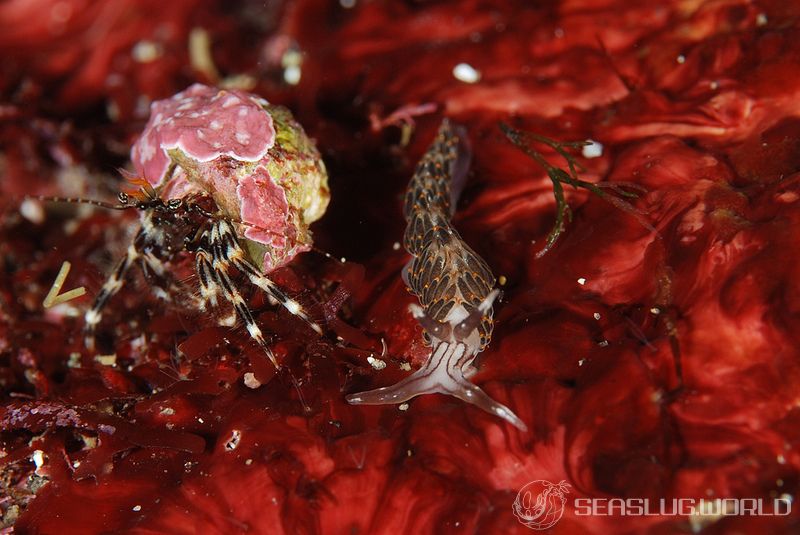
[196, 234, 280, 368]
[195, 249, 219, 310]
[210, 220, 323, 335]
[84, 244, 138, 350]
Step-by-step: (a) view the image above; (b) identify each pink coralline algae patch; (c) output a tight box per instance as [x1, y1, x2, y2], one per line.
[238, 166, 293, 253]
[131, 84, 276, 185]
[130, 83, 330, 271]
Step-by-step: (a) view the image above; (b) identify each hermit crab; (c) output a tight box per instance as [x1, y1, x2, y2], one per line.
[80, 84, 330, 368]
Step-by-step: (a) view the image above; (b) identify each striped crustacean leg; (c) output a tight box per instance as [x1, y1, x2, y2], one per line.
[210, 219, 323, 336]
[195, 219, 322, 369]
[84, 243, 138, 351]
[83, 210, 165, 350]
[347, 120, 527, 431]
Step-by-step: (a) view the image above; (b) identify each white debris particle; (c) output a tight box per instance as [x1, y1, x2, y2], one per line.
[577, 277, 586, 285]
[598, 340, 609, 347]
[132, 40, 162, 63]
[197, 417, 204, 424]
[72, 460, 80, 468]
[284, 65, 301, 85]
[282, 49, 303, 86]
[676, 54, 686, 64]
[340, 0, 356, 7]
[68, 352, 82, 368]
[20, 199, 45, 224]
[710, 81, 719, 90]
[593, 312, 601, 320]
[578, 358, 586, 366]
[650, 307, 661, 315]
[756, 13, 768, 26]
[778, 454, 786, 464]
[582, 139, 604, 159]
[340, 257, 347, 263]
[43, 261, 86, 308]
[224, 429, 242, 451]
[399, 362, 412, 371]
[245, 458, 253, 465]
[159, 407, 175, 416]
[243, 372, 262, 389]
[398, 403, 409, 411]
[392, 242, 401, 251]
[94, 354, 117, 366]
[132, 505, 142, 512]
[453, 63, 481, 84]
[367, 355, 387, 370]
[32, 450, 45, 469]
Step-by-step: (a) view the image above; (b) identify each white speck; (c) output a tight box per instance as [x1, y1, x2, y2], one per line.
[453, 63, 481, 84]
[392, 242, 401, 251]
[650, 307, 661, 315]
[676, 55, 686, 64]
[398, 403, 409, 411]
[235, 131, 250, 145]
[68, 353, 81, 368]
[20, 199, 45, 224]
[340, 257, 347, 263]
[577, 277, 586, 285]
[210, 120, 222, 130]
[582, 139, 604, 159]
[340, 0, 356, 8]
[197, 417, 204, 424]
[710, 81, 719, 90]
[756, 13, 768, 26]
[243, 372, 261, 389]
[32, 450, 45, 469]
[399, 362, 412, 371]
[284, 65, 302, 85]
[94, 354, 117, 366]
[72, 460, 81, 468]
[224, 429, 242, 451]
[593, 312, 601, 320]
[598, 340, 609, 347]
[282, 48, 303, 85]
[159, 407, 175, 416]
[222, 95, 239, 108]
[367, 356, 386, 370]
[133, 505, 142, 512]
[132, 40, 162, 63]
[245, 458, 253, 465]
[778, 454, 786, 464]
[578, 358, 586, 366]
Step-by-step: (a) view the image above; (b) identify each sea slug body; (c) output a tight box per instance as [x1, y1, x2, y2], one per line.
[347, 120, 527, 431]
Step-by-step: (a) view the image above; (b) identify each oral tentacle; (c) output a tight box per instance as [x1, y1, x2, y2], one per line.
[346, 341, 527, 430]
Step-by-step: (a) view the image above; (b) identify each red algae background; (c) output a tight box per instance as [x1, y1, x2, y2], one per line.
[2, 0, 800, 533]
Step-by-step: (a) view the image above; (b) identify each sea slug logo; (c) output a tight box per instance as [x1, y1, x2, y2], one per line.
[512, 479, 571, 530]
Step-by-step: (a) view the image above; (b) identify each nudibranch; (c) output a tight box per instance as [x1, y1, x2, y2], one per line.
[347, 120, 527, 431]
